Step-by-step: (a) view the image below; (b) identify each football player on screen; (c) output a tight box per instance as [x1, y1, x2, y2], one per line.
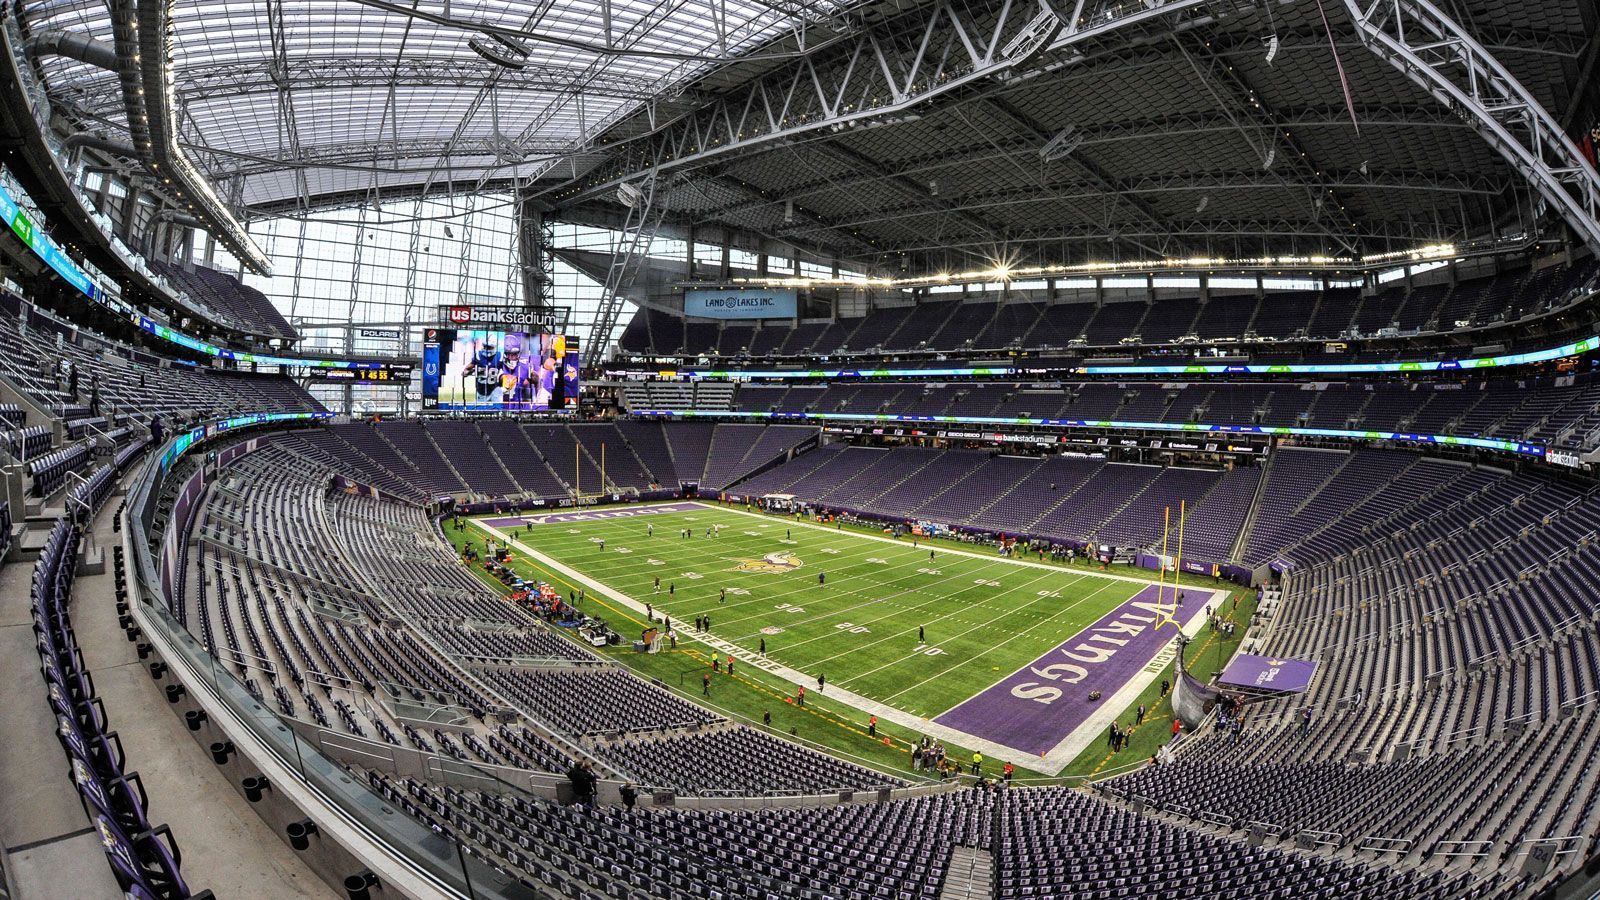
[460, 333, 504, 404]
[531, 353, 557, 409]
[499, 333, 532, 408]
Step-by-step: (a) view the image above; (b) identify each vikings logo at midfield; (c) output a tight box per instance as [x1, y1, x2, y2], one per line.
[734, 551, 803, 574]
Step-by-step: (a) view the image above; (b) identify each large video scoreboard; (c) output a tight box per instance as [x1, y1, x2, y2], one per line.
[421, 328, 579, 412]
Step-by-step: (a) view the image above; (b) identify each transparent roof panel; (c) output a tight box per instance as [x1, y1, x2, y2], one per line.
[23, 0, 849, 208]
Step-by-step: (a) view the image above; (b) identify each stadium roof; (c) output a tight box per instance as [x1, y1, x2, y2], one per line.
[23, 0, 871, 208]
[21, 0, 1600, 271]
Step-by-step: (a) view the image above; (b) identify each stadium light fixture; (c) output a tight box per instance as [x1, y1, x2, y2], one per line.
[719, 243, 1465, 290]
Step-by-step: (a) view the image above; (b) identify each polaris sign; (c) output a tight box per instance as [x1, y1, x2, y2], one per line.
[437, 305, 568, 331]
[683, 289, 797, 320]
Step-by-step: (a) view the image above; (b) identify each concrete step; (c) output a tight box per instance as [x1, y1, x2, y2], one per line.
[938, 845, 993, 900]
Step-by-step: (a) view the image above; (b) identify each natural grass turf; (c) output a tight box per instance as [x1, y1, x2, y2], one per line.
[445, 503, 1253, 781]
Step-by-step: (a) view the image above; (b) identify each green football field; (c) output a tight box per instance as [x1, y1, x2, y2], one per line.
[448, 501, 1255, 778]
[464, 501, 1238, 740]
[481, 504, 1164, 713]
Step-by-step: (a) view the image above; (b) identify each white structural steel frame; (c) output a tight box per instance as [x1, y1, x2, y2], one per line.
[1343, 0, 1600, 255]
[587, 174, 671, 365]
[549, 0, 1234, 205]
[552, 0, 1600, 245]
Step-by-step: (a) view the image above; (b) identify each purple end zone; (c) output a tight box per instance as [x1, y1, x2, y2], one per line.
[484, 502, 702, 529]
[934, 583, 1207, 757]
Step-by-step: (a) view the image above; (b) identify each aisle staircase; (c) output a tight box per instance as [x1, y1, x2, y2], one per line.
[937, 846, 993, 900]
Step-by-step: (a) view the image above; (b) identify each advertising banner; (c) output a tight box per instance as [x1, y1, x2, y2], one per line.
[438, 304, 569, 331]
[684, 289, 798, 320]
[1218, 654, 1319, 693]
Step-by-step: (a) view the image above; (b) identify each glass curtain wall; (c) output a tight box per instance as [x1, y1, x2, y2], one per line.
[189, 196, 638, 413]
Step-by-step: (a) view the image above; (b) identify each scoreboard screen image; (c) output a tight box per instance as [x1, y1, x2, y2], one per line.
[421, 328, 579, 412]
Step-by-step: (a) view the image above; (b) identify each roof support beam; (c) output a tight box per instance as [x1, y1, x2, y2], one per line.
[776, 169, 1506, 235]
[540, 0, 1240, 204]
[1344, 0, 1600, 254]
[803, 139, 1007, 243]
[699, 104, 1467, 219]
[1168, 30, 1365, 255]
[883, 216, 1466, 255]
[975, 95, 1176, 257]
[585, 175, 671, 364]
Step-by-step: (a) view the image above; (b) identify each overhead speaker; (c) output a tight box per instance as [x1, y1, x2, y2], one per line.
[1000, 10, 1062, 67]
[468, 34, 529, 69]
[1040, 125, 1082, 161]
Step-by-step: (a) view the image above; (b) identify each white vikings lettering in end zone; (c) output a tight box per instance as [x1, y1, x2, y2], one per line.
[1009, 601, 1163, 706]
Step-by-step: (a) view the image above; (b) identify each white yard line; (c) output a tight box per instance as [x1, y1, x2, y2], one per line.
[474, 503, 1239, 775]
[697, 501, 1220, 592]
[877, 577, 1133, 702]
[804, 566, 1078, 669]
[536, 528, 967, 625]
[718, 553, 1045, 644]
[471, 518, 1049, 771]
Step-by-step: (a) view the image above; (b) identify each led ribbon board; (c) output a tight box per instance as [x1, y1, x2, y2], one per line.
[0, 180, 397, 372]
[157, 411, 333, 474]
[627, 408, 1547, 458]
[676, 336, 1600, 380]
[0, 184, 99, 299]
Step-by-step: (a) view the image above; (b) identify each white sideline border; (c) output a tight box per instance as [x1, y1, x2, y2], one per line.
[471, 501, 1228, 774]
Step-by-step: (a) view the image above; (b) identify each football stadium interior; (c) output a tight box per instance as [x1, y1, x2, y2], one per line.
[2, 0, 1600, 896]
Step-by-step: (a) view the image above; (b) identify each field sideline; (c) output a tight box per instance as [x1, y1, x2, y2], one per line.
[466, 501, 1230, 773]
